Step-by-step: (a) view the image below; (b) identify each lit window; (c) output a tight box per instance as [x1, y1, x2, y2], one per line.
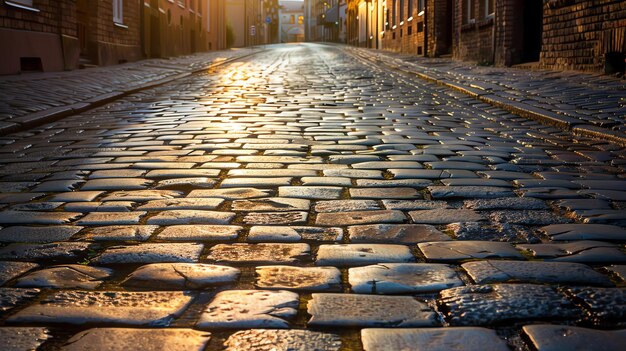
[113, 0, 124, 24]
[298, 15, 303, 25]
[290, 15, 295, 24]
[418, 0, 425, 14]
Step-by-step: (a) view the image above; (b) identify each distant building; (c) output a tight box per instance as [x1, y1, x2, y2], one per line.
[279, 0, 304, 43]
[226, 0, 279, 47]
[305, 0, 347, 43]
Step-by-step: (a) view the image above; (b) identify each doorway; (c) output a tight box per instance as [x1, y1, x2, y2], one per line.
[522, 0, 542, 62]
[76, 0, 90, 59]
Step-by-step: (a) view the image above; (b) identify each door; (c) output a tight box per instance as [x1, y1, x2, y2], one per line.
[522, 0, 542, 62]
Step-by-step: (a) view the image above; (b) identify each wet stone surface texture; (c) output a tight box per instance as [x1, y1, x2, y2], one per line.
[0, 43, 624, 350]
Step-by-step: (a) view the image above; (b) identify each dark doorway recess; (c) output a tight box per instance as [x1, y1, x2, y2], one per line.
[522, 0, 543, 63]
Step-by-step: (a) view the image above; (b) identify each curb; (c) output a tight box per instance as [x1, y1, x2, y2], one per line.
[0, 49, 263, 137]
[348, 48, 626, 147]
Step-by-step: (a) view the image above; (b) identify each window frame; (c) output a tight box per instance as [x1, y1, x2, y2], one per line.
[113, 0, 125, 25]
[4, 0, 39, 12]
[484, 0, 494, 19]
[463, 0, 476, 25]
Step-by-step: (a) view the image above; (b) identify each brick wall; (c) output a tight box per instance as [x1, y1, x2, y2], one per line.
[453, 0, 496, 64]
[382, 0, 426, 55]
[1, 0, 76, 36]
[427, 0, 452, 56]
[541, 0, 626, 73]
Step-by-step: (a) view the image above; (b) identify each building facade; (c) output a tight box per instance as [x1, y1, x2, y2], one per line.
[1, 0, 227, 75]
[0, 0, 79, 74]
[541, 0, 626, 74]
[279, 0, 305, 43]
[226, 0, 279, 47]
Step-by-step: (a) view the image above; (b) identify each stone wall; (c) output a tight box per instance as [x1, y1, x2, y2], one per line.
[541, 0, 626, 73]
[90, 0, 142, 66]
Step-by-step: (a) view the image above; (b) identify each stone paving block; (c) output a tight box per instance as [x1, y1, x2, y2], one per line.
[565, 287, 626, 323]
[361, 327, 510, 351]
[156, 225, 241, 241]
[93, 243, 203, 264]
[0, 288, 40, 312]
[7, 290, 193, 326]
[302, 176, 352, 186]
[0, 327, 50, 351]
[540, 223, 626, 241]
[0, 242, 92, 261]
[307, 293, 440, 327]
[314, 200, 381, 213]
[247, 226, 343, 242]
[428, 186, 514, 199]
[61, 328, 211, 351]
[145, 169, 220, 178]
[355, 178, 432, 188]
[64, 201, 135, 212]
[348, 224, 450, 244]
[0, 211, 82, 225]
[439, 284, 580, 326]
[464, 197, 548, 210]
[197, 290, 299, 329]
[278, 186, 343, 199]
[316, 244, 414, 267]
[462, 260, 612, 286]
[101, 190, 183, 202]
[123, 263, 239, 289]
[223, 329, 341, 351]
[155, 177, 217, 189]
[15, 264, 113, 289]
[146, 210, 235, 225]
[0, 261, 38, 286]
[188, 188, 273, 199]
[243, 211, 308, 225]
[382, 200, 448, 210]
[409, 209, 485, 224]
[80, 225, 158, 241]
[0, 225, 82, 243]
[81, 178, 153, 191]
[256, 266, 341, 291]
[523, 324, 626, 351]
[49, 191, 103, 202]
[136, 198, 224, 211]
[220, 177, 293, 188]
[349, 263, 463, 294]
[206, 243, 310, 264]
[418, 241, 524, 262]
[232, 198, 310, 212]
[316, 210, 406, 226]
[76, 211, 146, 225]
[349, 187, 422, 199]
[489, 210, 570, 226]
[517, 241, 626, 263]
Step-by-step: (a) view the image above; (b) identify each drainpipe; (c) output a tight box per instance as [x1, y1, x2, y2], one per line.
[492, 1, 497, 65]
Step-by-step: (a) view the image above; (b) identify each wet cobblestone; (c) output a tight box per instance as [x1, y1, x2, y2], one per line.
[0, 43, 624, 349]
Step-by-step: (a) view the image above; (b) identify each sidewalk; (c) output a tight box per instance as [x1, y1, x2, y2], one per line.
[0, 47, 262, 135]
[347, 46, 626, 145]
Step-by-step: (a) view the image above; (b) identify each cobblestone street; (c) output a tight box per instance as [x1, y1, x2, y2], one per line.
[0, 43, 625, 350]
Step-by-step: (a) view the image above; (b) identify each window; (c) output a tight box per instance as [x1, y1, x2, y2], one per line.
[113, 0, 124, 24]
[189, 0, 195, 12]
[418, 0, 425, 15]
[298, 15, 303, 25]
[484, 0, 494, 18]
[5, 0, 38, 11]
[399, 0, 404, 22]
[462, 0, 475, 24]
[178, 0, 185, 8]
[391, 0, 396, 27]
[408, 0, 412, 18]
